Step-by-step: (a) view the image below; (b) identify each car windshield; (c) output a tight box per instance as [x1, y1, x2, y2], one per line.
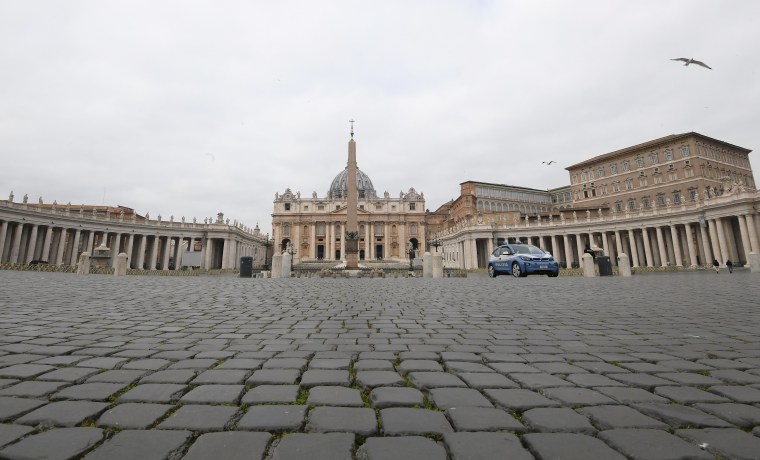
[511, 244, 545, 255]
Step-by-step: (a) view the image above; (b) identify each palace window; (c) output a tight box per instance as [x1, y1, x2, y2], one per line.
[642, 196, 651, 208]
[624, 179, 633, 190]
[672, 192, 682, 203]
[627, 199, 636, 210]
[688, 188, 698, 201]
[639, 177, 648, 187]
[409, 203, 416, 211]
[581, 172, 588, 181]
[375, 223, 383, 236]
[668, 164, 675, 171]
[664, 149, 673, 161]
[284, 203, 291, 211]
[410, 224, 417, 234]
[597, 167, 605, 178]
[318, 205, 325, 211]
[609, 164, 618, 174]
[614, 201, 623, 212]
[375, 204, 382, 210]
[680, 145, 690, 157]
[650, 153, 659, 165]
[668, 172, 678, 181]
[283, 224, 290, 236]
[653, 175, 663, 184]
[611, 182, 620, 192]
[317, 223, 325, 236]
[601, 184, 608, 195]
[622, 160, 630, 172]
[656, 194, 666, 206]
[636, 157, 644, 168]
[303, 206, 309, 211]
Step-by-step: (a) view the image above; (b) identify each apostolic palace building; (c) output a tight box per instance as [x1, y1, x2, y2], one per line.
[1, 131, 759, 274]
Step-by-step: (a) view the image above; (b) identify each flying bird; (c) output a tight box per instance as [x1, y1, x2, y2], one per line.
[542, 161, 556, 165]
[671, 58, 712, 69]
[206, 153, 216, 161]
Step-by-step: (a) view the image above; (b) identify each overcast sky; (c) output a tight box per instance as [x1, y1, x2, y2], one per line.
[2, 1, 759, 235]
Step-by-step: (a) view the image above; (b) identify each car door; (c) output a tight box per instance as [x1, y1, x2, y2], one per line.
[494, 247, 513, 271]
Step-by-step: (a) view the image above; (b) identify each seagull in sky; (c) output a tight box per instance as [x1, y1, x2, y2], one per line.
[671, 58, 712, 69]
[542, 160, 556, 165]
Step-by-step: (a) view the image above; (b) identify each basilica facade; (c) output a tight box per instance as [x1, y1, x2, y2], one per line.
[271, 137, 427, 264]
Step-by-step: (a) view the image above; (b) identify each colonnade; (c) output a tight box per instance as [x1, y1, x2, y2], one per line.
[0, 202, 268, 271]
[440, 192, 760, 270]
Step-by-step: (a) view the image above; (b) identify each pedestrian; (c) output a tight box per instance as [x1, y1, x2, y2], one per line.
[726, 260, 734, 274]
[712, 259, 720, 274]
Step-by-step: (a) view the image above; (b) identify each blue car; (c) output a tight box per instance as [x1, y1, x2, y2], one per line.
[488, 243, 560, 278]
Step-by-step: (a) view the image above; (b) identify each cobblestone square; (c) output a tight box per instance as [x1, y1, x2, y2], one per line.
[1, 270, 759, 459]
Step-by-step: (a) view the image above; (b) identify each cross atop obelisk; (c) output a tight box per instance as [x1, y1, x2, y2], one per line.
[345, 119, 359, 269]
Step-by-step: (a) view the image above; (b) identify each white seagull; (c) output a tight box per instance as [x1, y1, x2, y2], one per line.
[542, 160, 556, 165]
[671, 58, 712, 69]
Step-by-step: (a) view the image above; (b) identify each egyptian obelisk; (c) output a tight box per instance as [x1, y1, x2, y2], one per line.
[345, 120, 360, 269]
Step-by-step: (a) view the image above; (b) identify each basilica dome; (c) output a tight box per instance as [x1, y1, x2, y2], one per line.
[328, 166, 378, 199]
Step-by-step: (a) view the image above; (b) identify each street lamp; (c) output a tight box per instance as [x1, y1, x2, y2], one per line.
[264, 234, 272, 269]
[408, 241, 414, 271]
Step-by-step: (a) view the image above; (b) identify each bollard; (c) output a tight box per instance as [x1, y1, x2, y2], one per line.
[422, 252, 433, 278]
[617, 253, 632, 277]
[76, 252, 91, 275]
[281, 252, 292, 278]
[582, 253, 596, 277]
[114, 253, 128, 276]
[432, 254, 443, 279]
[271, 254, 283, 279]
[749, 252, 760, 273]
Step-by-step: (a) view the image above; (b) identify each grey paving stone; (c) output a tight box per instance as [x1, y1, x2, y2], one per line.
[369, 387, 424, 409]
[83, 429, 192, 460]
[36, 367, 101, 383]
[300, 369, 350, 387]
[0, 427, 103, 460]
[357, 436, 447, 460]
[121, 358, 171, 370]
[428, 388, 493, 409]
[397, 360, 443, 374]
[152, 350, 197, 360]
[676, 427, 760, 460]
[533, 362, 589, 374]
[693, 402, 760, 428]
[599, 428, 713, 460]
[309, 358, 350, 369]
[444, 361, 493, 373]
[654, 371, 724, 386]
[183, 432, 272, 460]
[608, 372, 676, 390]
[541, 387, 616, 406]
[355, 371, 405, 389]
[140, 369, 198, 384]
[167, 358, 218, 370]
[76, 357, 128, 369]
[237, 405, 307, 431]
[0, 364, 56, 379]
[0, 381, 70, 397]
[306, 406, 377, 434]
[445, 406, 526, 432]
[0, 424, 34, 448]
[307, 386, 364, 406]
[633, 402, 733, 428]
[180, 384, 244, 404]
[572, 361, 630, 374]
[0, 397, 47, 422]
[579, 405, 670, 430]
[595, 386, 669, 404]
[263, 357, 308, 370]
[483, 388, 560, 411]
[488, 362, 542, 374]
[380, 408, 453, 436]
[247, 369, 300, 385]
[353, 359, 394, 371]
[270, 433, 354, 460]
[97, 403, 173, 429]
[117, 383, 187, 403]
[407, 372, 467, 390]
[52, 382, 127, 401]
[522, 407, 597, 434]
[457, 372, 519, 389]
[157, 404, 238, 431]
[242, 384, 299, 404]
[85, 369, 146, 384]
[709, 384, 760, 403]
[214, 358, 264, 370]
[0, 379, 19, 390]
[653, 385, 730, 403]
[190, 369, 248, 384]
[16, 400, 109, 427]
[709, 369, 760, 384]
[32, 356, 89, 366]
[444, 432, 533, 460]
[523, 432, 627, 460]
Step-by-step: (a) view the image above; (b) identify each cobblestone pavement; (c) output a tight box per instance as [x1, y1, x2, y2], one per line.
[1, 270, 760, 460]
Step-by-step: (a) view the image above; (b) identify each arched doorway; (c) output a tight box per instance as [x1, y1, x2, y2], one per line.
[280, 239, 290, 253]
[408, 238, 419, 259]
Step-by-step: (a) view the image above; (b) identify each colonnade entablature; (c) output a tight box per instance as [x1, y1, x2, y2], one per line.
[1, 195, 269, 271]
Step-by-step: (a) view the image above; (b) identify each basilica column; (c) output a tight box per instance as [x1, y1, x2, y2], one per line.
[41, 227, 53, 262]
[748, 214, 760, 253]
[136, 235, 147, 269]
[684, 223, 698, 267]
[310, 223, 317, 260]
[86, 230, 96, 254]
[24, 224, 39, 264]
[221, 238, 230, 269]
[601, 232, 610, 261]
[174, 237, 183, 270]
[125, 234, 135, 268]
[10, 223, 23, 263]
[737, 215, 752, 263]
[54, 228, 68, 265]
[669, 225, 683, 266]
[552, 235, 563, 266]
[627, 229, 640, 267]
[641, 228, 653, 267]
[575, 233, 585, 263]
[111, 233, 122, 268]
[148, 236, 159, 270]
[699, 224, 714, 267]
[0, 221, 8, 263]
[740, 214, 758, 254]
[655, 226, 667, 267]
[563, 234, 573, 268]
[69, 229, 81, 265]
[713, 219, 729, 265]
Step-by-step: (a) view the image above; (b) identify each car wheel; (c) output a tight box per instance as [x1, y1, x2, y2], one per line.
[488, 265, 498, 278]
[547, 272, 559, 278]
[511, 262, 523, 278]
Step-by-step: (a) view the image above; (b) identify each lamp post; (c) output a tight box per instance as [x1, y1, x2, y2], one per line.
[264, 234, 272, 270]
[408, 241, 414, 271]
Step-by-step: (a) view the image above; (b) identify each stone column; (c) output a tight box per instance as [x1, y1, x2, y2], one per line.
[641, 228, 653, 267]
[563, 234, 573, 268]
[86, 230, 95, 254]
[655, 226, 667, 267]
[669, 225, 683, 266]
[742, 214, 759, 254]
[700, 224, 714, 267]
[0, 221, 8, 263]
[737, 215, 752, 263]
[25, 225, 39, 263]
[148, 235, 158, 270]
[69, 229, 82, 266]
[310, 223, 317, 260]
[715, 218, 730, 266]
[174, 237, 183, 270]
[601, 232, 610, 259]
[41, 227, 53, 262]
[125, 234, 135, 268]
[614, 230, 623, 260]
[111, 233, 122, 268]
[55, 228, 68, 265]
[221, 238, 230, 269]
[684, 223, 698, 267]
[552, 235, 563, 266]
[160, 237, 170, 269]
[10, 223, 23, 263]
[137, 235, 147, 269]
[629, 229, 641, 267]
[575, 234, 585, 264]
[204, 238, 214, 269]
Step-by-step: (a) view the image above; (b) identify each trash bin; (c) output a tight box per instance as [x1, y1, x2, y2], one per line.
[240, 257, 253, 278]
[596, 256, 613, 276]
